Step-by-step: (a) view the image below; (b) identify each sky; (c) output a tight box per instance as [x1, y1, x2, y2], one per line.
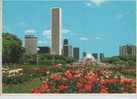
[3, 0, 136, 57]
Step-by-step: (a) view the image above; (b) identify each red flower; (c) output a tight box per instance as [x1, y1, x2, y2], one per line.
[100, 85, 108, 93]
[85, 74, 97, 84]
[59, 84, 68, 92]
[106, 79, 116, 85]
[122, 79, 135, 85]
[41, 82, 49, 90]
[51, 75, 61, 81]
[84, 84, 92, 92]
[32, 82, 49, 93]
[64, 70, 73, 80]
[100, 80, 107, 85]
[32, 88, 41, 93]
[76, 82, 83, 92]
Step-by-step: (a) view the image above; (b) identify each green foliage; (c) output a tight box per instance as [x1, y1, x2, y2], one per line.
[68, 79, 77, 93]
[3, 78, 42, 93]
[24, 54, 37, 64]
[103, 56, 136, 66]
[2, 33, 25, 64]
[3, 74, 30, 84]
[92, 82, 100, 93]
[107, 83, 123, 93]
[24, 54, 75, 65]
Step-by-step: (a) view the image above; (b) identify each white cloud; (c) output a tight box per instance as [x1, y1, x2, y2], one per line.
[116, 14, 124, 19]
[19, 22, 25, 25]
[38, 40, 48, 45]
[42, 30, 51, 39]
[62, 29, 70, 34]
[88, 0, 108, 6]
[95, 37, 103, 40]
[80, 37, 88, 41]
[25, 29, 36, 34]
[42, 28, 71, 39]
[85, 2, 92, 7]
[116, 12, 129, 19]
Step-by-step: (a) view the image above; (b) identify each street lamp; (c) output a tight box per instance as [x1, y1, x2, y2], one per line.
[36, 48, 40, 66]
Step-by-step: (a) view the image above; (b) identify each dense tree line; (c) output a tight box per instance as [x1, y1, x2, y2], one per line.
[24, 54, 75, 65]
[103, 56, 136, 66]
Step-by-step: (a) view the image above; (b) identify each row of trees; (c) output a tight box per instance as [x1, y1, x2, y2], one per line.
[103, 56, 136, 66]
[24, 54, 75, 65]
[2, 33, 75, 66]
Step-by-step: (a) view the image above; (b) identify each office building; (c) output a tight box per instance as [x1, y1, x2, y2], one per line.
[100, 53, 104, 61]
[68, 45, 73, 58]
[119, 44, 136, 57]
[24, 35, 37, 55]
[83, 52, 86, 58]
[73, 47, 79, 60]
[51, 8, 62, 55]
[38, 46, 50, 54]
[92, 53, 98, 60]
[63, 39, 69, 57]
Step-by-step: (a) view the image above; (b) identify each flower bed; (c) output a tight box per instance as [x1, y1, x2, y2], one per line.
[31, 64, 136, 93]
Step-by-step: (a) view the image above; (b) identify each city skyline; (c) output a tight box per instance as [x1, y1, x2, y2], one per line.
[3, 0, 136, 57]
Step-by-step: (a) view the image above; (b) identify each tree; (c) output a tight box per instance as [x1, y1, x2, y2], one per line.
[2, 33, 24, 64]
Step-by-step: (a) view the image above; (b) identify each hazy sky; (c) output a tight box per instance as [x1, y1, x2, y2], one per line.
[3, 0, 136, 57]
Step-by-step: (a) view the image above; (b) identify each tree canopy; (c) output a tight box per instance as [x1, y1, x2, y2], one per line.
[2, 33, 24, 64]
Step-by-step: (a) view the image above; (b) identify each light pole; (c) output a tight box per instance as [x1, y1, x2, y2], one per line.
[36, 48, 40, 66]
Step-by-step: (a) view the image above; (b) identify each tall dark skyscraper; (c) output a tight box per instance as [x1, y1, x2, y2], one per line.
[63, 39, 69, 57]
[51, 8, 62, 55]
[73, 47, 79, 60]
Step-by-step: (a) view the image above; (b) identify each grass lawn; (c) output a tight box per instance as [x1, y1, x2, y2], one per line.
[3, 78, 42, 93]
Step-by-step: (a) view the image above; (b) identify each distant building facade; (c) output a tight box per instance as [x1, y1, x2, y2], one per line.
[68, 45, 73, 58]
[38, 47, 50, 54]
[120, 44, 136, 57]
[63, 39, 73, 58]
[73, 47, 79, 60]
[99, 53, 104, 61]
[92, 53, 98, 60]
[63, 39, 69, 57]
[83, 52, 86, 58]
[51, 8, 62, 55]
[24, 35, 37, 55]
